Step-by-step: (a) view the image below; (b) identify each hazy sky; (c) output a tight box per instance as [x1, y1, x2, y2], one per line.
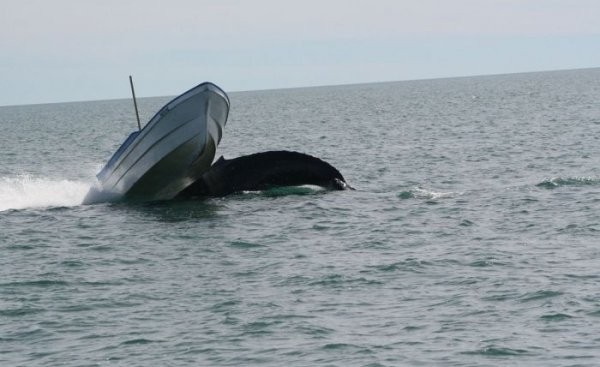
[1, 0, 599, 106]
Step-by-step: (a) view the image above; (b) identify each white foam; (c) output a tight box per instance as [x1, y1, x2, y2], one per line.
[412, 187, 458, 200]
[0, 175, 92, 212]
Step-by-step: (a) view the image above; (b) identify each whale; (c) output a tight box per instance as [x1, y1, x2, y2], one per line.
[177, 150, 352, 198]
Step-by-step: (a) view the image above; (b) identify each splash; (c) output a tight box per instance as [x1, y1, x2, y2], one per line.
[0, 175, 91, 212]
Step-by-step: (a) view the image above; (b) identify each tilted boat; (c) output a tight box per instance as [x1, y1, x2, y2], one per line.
[87, 82, 229, 202]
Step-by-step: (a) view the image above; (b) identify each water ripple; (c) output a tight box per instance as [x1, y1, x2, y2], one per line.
[462, 346, 533, 356]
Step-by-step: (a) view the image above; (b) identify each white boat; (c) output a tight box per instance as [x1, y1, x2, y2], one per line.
[88, 82, 230, 202]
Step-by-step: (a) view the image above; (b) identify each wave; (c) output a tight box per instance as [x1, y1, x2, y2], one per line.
[397, 187, 458, 200]
[0, 175, 91, 212]
[236, 185, 325, 198]
[536, 176, 600, 189]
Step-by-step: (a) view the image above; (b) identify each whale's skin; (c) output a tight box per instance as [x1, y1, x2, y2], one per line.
[177, 150, 351, 198]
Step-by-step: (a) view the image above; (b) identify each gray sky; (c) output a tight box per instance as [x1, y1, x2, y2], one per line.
[1, 0, 599, 106]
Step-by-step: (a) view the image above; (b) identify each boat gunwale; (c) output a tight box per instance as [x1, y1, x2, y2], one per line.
[97, 82, 229, 184]
[110, 115, 203, 193]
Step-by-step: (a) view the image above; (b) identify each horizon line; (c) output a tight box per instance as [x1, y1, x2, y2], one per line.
[1, 66, 598, 108]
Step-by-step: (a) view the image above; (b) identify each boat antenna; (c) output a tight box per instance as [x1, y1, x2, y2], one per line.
[129, 75, 142, 131]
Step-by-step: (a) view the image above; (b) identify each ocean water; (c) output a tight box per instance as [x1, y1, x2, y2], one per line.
[1, 68, 600, 366]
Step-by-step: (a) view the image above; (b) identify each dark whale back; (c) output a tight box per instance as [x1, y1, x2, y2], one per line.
[178, 150, 349, 197]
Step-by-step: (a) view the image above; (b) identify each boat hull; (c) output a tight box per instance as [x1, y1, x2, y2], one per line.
[91, 82, 229, 202]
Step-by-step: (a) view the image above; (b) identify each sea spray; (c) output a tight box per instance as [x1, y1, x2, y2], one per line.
[0, 175, 91, 211]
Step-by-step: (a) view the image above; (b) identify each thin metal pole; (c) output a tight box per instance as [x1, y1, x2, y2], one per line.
[129, 75, 142, 131]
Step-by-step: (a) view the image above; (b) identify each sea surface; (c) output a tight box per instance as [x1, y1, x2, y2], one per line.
[1, 68, 600, 366]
